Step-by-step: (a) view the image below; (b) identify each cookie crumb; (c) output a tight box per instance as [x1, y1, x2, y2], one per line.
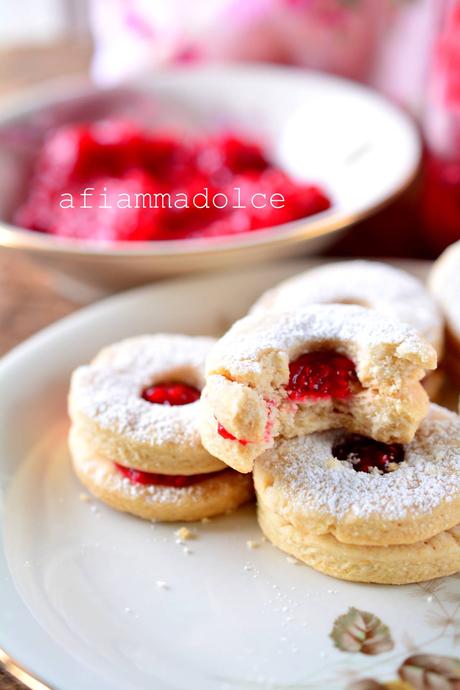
[286, 556, 299, 565]
[183, 546, 193, 555]
[201, 517, 210, 524]
[155, 580, 169, 590]
[79, 492, 91, 502]
[175, 526, 196, 542]
[325, 457, 344, 470]
[246, 540, 261, 549]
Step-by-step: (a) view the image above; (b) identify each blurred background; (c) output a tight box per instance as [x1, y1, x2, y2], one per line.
[1, 0, 460, 259]
[1, 0, 460, 363]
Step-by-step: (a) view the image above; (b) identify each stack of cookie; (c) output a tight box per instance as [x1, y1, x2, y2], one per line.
[200, 260, 460, 585]
[67, 259, 460, 585]
[68, 334, 253, 522]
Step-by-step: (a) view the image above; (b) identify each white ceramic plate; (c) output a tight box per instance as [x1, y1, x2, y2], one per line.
[1, 261, 458, 690]
[0, 65, 420, 291]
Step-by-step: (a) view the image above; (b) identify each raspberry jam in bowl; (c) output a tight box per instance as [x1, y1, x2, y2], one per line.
[14, 122, 331, 243]
[0, 65, 421, 291]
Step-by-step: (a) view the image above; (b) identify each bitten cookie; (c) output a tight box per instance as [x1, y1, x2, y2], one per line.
[430, 240, 460, 384]
[254, 404, 460, 546]
[255, 404, 460, 584]
[68, 334, 254, 521]
[200, 305, 437, 472]
[251, 260, 444, 357]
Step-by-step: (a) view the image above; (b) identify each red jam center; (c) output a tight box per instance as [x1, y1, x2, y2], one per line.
[286, 351, 359, 401]
[332, 436, 405, 474]
[217, 422, 249, 446]
[142, 382, 201, 406]
[114, 463, 227, 487]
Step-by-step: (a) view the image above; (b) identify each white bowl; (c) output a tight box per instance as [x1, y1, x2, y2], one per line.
[0, 64, 420, 292]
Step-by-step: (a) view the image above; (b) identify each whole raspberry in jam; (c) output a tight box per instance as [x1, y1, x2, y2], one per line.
[114, 463, 226, 487]
[286, 351, 359, 401]
[196, 134, 269, 179]
[37, 120, 144, 189]
[142, 382, 201, 406]
[332, 436, 405, 474]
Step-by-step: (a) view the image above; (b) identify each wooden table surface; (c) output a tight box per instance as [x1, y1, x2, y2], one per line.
[0, 252, 80, 356]
[0, 38, 91, 690]
[0, 36, 92, 356]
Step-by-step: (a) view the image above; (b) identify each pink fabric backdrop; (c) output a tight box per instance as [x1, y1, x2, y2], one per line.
[89, 0, 438, 116]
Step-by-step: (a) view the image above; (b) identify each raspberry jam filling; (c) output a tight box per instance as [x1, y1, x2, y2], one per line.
[286, 351, 359, 401]
[114, 463, 228, 487]
[15, 121, 332, 242]
[217, 398, 275, 446]
[332, 436, 405, 474]
[217, 422, 250, 446]
[142, 382, 201, 406]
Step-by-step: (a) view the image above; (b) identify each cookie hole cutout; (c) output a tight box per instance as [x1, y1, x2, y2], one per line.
[142, 382, 201, 406]
[332, 435, 405, 474]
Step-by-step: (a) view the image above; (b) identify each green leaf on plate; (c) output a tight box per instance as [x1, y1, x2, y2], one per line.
[398, 654, 460, 690]
[330, 607, 394, 655]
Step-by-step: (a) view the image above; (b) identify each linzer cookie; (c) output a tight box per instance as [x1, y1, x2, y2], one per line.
[254, 404, 460, 584]
[250, 260, 445, 399]
[200, 304, 437, 473]
[250, 260, 444, 358]
[68, 335, 253, 521]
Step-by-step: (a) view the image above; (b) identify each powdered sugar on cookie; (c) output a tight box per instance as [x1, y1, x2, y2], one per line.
[257, 404, 460, 522]
[207, 305, 436, 382]
[250, 261, 444, 354]
[71, 335, 214, 446]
